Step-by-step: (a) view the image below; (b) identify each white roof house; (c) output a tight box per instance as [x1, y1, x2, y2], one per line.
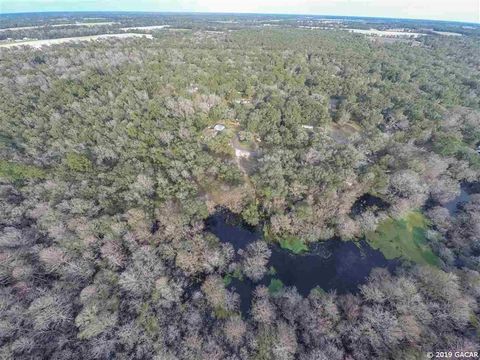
[214, 124, 225, 131]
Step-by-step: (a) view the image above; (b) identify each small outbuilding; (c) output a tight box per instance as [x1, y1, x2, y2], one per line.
[214, 124, 225, 132]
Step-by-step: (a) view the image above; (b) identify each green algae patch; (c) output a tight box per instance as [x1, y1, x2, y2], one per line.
[366, 211, 440, 266]
[279, 236, 308, 254]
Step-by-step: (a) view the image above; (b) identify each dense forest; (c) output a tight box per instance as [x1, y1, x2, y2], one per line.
[1, 13, 480, 359]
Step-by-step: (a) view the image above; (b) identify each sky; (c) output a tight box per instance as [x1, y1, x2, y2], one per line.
[1, 0, 479, 23]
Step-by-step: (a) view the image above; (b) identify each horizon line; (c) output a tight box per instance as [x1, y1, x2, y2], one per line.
[0, 10, 478, 25]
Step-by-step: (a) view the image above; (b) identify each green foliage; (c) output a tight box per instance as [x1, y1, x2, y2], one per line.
[310, 286, 326, 296]
[464, 126, 480, 146]
[138, 303, 159, 337]
[470, 313, 480, 337]
[268, 278, 284, 295]
[223, 275, 232, 286]
[267, 266, 277, 275]
[242, 202, 260, 226]
[223, 268, 244, 286]
[214, 306, 236, 320]
[254, 327, 275, 360]
[366, 165, 390, 195]
[75, 304, 116, 340]
[207, 133, 234, 157]
[0, 160, 45, 181]
[217, 163, 244, 185]
[64, 153, 92, 173]
[459, 148, 480, 169]
[181, 198, 209, 220]
[294, 202, 313, 220]
[433, 133, 466, 156]
[433, 133, 480, 169]
[366, 211, 440, 266]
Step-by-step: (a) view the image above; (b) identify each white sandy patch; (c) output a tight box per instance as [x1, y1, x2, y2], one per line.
[0, 26, 40, 32]
[51, 22, 118, 27]
[235, 148, 251, 159]
[345, 28, 424, 37]
[120, 25, 170, 31]
[0, 33, 153, 49]
[432, 31, 462, 36]
[0, 22, 118, 32]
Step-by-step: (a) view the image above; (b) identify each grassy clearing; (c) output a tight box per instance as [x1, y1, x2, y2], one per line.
[366, 211, 440, 266]
[0, 33, 153, 49]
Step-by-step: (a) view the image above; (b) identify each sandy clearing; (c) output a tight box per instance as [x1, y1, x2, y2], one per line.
[0, 26, 40, 32]
[51, 22, 118, 27]
[433, 31, 462, 36]
[0, 22, 118, 32]
[235, 148, 251, 159]
[120, 25, 170, 31]
[0, 33, 153, 49]
[345, 28, 424, 37]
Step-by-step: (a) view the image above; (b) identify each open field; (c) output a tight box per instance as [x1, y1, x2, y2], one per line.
[345, 28, 424, 37]
[0, 33, 153, 49]
[0, 22, 118, 31]
[120, 25, 170, 31]
[433, 30, 462, 36]
[0, 26, 40, 31]
[51, 22, 118, 27]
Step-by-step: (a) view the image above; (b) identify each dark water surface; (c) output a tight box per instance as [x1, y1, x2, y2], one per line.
[269, 239, 396, 295]
[206, 210, 397, 315]
[205, 211, 261, 252]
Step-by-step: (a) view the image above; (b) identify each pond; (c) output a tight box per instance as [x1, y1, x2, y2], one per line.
[206, 210, 398, 315]
[269, 239, 396, 294]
